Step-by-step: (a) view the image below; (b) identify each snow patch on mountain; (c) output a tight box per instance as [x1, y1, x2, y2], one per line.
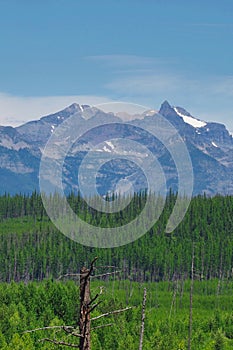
[173, 107, 207, 128]
[105, 141, 115, 150]
[94, 141, 115, 153]
[103, 146, 112, 153]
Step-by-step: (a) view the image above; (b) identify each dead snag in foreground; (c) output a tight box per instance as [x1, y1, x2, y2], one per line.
[24, 257, 131, 350]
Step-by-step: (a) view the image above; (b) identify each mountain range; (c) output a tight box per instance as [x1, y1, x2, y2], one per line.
[0, 101, 232, 196]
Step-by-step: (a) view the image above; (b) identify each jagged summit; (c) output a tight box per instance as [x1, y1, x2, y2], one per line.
[64, 103, 82, 113]
[158, 101, 208, 129]
[159, 100, 173, 114]
[64, 103, 91, 113]
[161, 100, 171, 108]
[0, 101, 233, 196]
[44, 103, 90, 118]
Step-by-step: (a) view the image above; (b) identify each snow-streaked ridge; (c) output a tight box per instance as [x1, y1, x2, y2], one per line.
[105, 141, 115, 150]
[173, 107, 207, 128]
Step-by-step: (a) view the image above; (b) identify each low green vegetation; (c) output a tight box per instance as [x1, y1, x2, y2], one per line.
[0, 192, 232, 349]
[0, 280, 233, 349]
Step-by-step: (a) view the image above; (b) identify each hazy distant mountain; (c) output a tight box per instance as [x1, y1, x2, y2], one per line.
[0, 101, 232, 196]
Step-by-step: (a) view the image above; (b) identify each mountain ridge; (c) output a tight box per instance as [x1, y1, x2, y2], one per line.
[0, 101, 232, 196]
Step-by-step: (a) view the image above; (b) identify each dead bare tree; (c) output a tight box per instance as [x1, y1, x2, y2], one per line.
[216, 248, 223, 300]
[139, 287, 147, 350]
[188, 244, 195, 350]
[169, 279, 179, 320]
[79, 257, 97, 350]
[24, 257, 131, 350]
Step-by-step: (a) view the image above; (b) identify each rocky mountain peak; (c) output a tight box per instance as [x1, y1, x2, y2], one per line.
[64, 103, 90, 114]
[0, 101, 233, 195]
[159, 100, 174, 116]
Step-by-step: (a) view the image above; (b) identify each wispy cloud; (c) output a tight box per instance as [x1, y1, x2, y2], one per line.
[1, 55, 233, 133]
[106, 72, 233, 127]
[106, 73, 182, 96]
[87, 55, 176, 74]
[207, 76, 233, 96]
[0, 93, 113, 126]
[86, 55, 233, 132]
[106, 72, 233, 99]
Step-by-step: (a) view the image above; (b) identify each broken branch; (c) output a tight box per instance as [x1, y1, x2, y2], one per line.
[91, 307, 132, 321]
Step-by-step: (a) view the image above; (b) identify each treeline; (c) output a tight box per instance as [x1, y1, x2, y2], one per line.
[0, 192, 45, 220]
[0, 192, 232, 282]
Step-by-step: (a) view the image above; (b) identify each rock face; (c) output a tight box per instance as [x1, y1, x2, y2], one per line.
[158, 102, 233, 195]
[0, 101, 232, 196]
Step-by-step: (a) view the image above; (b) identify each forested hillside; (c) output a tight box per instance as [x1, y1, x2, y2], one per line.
[0, 192, 232, 283]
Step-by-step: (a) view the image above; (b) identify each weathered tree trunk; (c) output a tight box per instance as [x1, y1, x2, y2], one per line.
[79, 266, 92, 350]
[188, 244, 194, 350]
[139, 288, 147, 350]
[216, 249, 223, 298]
[26, 257, 131, 349]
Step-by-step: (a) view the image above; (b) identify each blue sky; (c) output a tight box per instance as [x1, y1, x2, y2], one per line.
[0, 0, 233, 132]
